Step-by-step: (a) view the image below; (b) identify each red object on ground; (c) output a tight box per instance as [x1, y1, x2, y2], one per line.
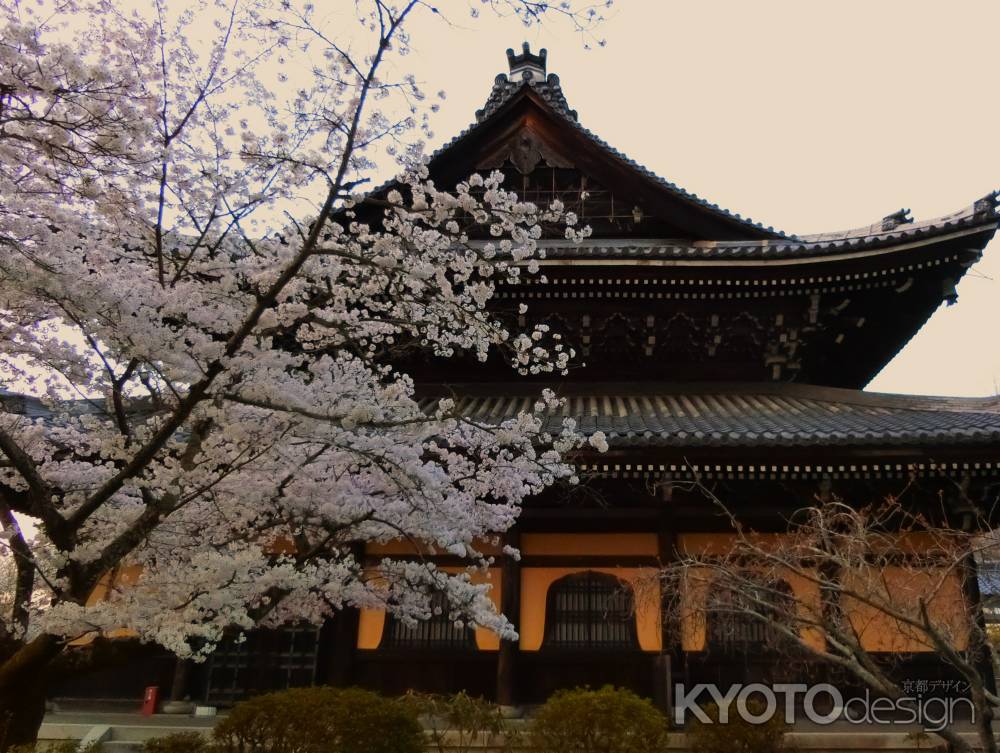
[141, 685, 158, 716]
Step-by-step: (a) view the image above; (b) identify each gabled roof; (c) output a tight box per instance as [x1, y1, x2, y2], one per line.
[411, 44, 786, 241]
[412, 45, 998, 255]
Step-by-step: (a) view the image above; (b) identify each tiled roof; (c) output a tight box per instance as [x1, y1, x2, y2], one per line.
[524, 195, 999, 263]
[0, 390, 105, 418]
[0, 391, 163, 432]
[9, 384, 999, 453]
[980, 564, 1000, 598]
[418, 383, 1000, 449]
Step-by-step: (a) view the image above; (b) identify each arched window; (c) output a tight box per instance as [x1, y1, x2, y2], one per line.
[380, 591, 477, 650]
[706, 576, 794, 654]
[543, 571, 638, 650]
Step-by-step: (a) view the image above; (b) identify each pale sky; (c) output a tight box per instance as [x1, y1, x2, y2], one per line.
[399, 0, 1000, 397]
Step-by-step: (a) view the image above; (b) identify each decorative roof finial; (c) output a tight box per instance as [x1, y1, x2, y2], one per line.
[475, 44, 576, 122]
[506, 42, 547, 82]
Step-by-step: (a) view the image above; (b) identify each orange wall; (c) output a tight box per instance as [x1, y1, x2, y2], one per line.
[358, 564, 662, 652]
[674, 533, 970, 654]
[357, 608, 386, 650]
[84, 564, 143, 606]
[70, 565, 145, 645]
[678, 532, 785, 557]
[845, 566, 969, 652]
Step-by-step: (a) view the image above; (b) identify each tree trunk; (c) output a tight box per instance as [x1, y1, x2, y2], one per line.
[0, 634, 62, 752]
[0, 678, 48, 751]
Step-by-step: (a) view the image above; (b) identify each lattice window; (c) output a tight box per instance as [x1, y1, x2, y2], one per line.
[205, 625, 319, 704]
[380, 591, 477, 649]
[706, 577, 794, 654]
[543, 571, 638, 650]
[464, 166, 676, 239]
[499, 167, 645, 233]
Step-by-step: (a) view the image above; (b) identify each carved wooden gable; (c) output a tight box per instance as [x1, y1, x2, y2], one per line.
[467, 121, 685, 239]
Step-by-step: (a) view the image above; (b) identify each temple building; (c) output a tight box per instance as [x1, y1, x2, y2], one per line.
[55, 44, 1000, 708]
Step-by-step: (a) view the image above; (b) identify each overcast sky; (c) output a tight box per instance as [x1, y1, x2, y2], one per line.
[397, 0, 1000, 397]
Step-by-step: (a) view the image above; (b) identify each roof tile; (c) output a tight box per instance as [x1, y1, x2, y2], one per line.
[418, 383, 1000, 450]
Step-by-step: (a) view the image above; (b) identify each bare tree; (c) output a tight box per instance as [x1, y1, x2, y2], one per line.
[660, 487, 1000, 753]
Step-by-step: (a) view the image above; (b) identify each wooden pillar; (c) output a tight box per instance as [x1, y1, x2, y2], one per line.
[496, 529, 521, 706]
[960, 548, 997, 696]
[168, 657, 191, 701]
[328, 544, 363, 687]
[655, 500, 678, 715]
[328, 607, 360, 687]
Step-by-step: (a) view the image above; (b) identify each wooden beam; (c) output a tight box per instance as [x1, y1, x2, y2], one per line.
[496, 529, 521, 706]
[654, 506, 677, 713]
[364, 553, 660, 568]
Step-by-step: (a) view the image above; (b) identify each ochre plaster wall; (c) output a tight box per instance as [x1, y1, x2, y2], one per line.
[674, 533, 970, 654]
[69, 564, 145, 644]
[845, 566, 969, 652]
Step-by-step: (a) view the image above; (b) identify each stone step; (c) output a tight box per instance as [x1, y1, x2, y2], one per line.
[107, 724, 211, 743]
[101, 742, 143, 753]
[39, 720, 213, 751]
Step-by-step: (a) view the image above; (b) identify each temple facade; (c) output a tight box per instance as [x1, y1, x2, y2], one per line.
[54, 44, 1000, 709]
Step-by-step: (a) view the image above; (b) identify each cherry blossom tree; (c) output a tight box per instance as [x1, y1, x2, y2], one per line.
[0, 0, 609, 744]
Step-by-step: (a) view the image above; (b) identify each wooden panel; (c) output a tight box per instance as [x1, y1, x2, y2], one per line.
[516, 651, 655, 703]
[520, 533, 657, 556]
[353, 651, 498, 699]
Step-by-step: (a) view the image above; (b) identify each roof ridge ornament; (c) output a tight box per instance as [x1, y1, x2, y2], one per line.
[881, 208, 913, 232]
[475, 44, 577, 123]
[507, 42, 547, 81]
[974, 190, 999, 219]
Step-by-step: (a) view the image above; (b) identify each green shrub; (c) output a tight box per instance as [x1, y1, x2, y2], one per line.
[143, 731, 213, 753]
[529, 685, 670, 753]
[402, 691, 518, 753]
[212, 686, 422, 753]
[685, 700, 791, 753]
